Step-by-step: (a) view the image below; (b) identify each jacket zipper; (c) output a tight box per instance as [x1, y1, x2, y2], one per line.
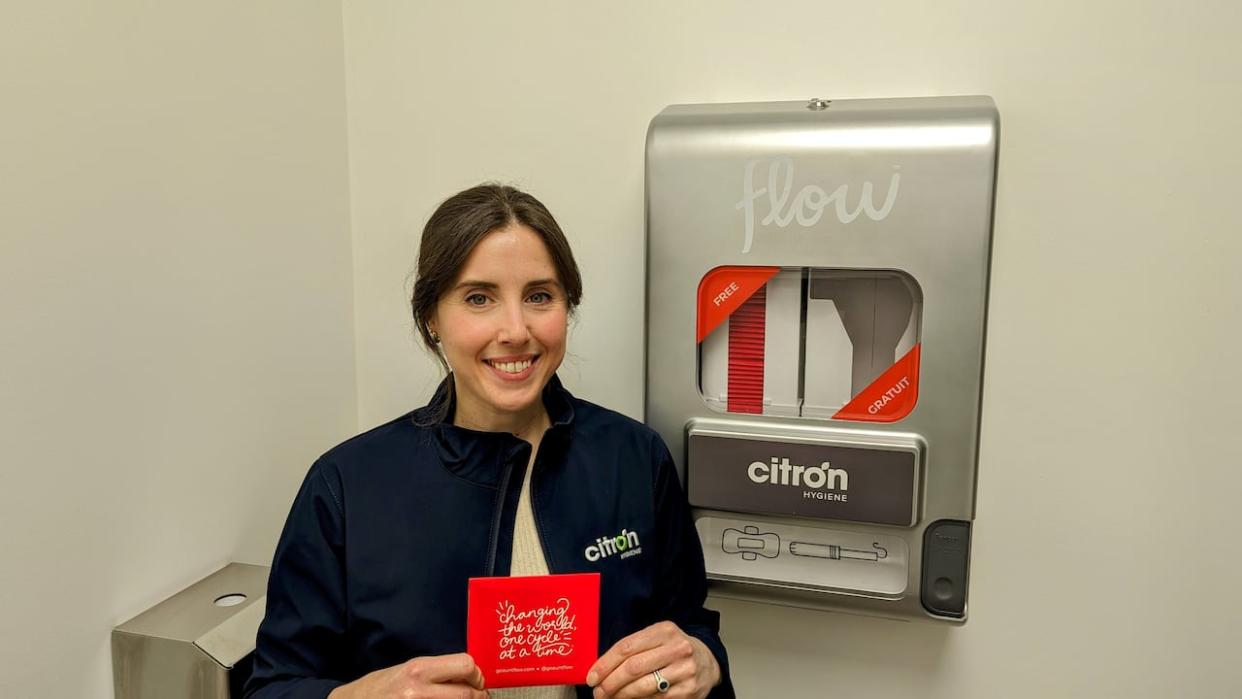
[485, 457, 515, 577]
[489, 432, 558, 576]
[529, 437, 556, 575]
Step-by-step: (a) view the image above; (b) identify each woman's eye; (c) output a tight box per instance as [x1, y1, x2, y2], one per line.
[465, 293, 489, 306]
[528, 291, 552, 304]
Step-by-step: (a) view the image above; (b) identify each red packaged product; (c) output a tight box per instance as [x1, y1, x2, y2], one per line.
[466, 572, 600, 689]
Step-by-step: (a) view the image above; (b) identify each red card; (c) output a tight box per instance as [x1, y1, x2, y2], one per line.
[467, 573, 600, 688]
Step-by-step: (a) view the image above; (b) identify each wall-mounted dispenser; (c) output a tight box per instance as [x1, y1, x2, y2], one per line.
[645, 96, 997, 622]
[112, 563, 269, 698]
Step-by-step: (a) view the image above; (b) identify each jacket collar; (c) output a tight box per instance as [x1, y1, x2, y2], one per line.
[416, 374, 576, 485]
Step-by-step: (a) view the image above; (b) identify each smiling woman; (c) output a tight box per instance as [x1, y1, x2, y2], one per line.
[244, 184, 734, 699]
[425, 222, 572, 438]
[411, 185, 583, 432]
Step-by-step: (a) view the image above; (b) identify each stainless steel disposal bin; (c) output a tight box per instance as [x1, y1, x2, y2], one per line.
[112, 562, 269, 699]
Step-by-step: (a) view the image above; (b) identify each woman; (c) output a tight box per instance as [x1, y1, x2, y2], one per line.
[245, 184, 733, 699]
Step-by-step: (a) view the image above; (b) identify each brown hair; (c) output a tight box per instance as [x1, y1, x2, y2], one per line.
[411, 183, 583, 374]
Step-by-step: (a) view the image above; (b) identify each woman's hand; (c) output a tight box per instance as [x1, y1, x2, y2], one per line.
[586, 621, 721, 698]
[327, 653, 489, 699]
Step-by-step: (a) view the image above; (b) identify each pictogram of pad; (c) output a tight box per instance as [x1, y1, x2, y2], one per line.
[722, 525, 780, 561]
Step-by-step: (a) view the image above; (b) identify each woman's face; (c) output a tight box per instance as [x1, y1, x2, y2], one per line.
[429, 223, 568, 428]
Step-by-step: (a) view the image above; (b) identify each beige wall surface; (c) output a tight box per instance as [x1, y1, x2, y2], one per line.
[342, 2, 1241, 697]
[0, 2, 356, 696]
[4, 1, 1240, 696]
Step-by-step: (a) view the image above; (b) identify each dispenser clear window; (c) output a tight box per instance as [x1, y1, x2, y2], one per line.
[696, 266, 923, 422]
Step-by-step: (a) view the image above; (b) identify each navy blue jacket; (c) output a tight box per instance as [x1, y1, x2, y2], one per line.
[244, 376, 734, 698]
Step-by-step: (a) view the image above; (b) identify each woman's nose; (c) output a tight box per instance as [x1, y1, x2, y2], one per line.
[496, 303, 531, 345]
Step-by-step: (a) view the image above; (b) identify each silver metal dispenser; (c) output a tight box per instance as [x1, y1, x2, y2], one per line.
[645, 96, 997, 622]
[112, 563, 269, 698]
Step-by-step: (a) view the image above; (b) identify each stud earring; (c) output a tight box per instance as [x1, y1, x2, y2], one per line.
[429, 330, 441, 344]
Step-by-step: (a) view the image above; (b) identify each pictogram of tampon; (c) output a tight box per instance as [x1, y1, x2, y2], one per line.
[788, 540, 888, 562]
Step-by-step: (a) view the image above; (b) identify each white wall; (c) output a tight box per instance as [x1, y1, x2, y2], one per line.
[0, 2, 356, 696]
[4, 2, 1239, 696]
[342, 2, 1241, 697]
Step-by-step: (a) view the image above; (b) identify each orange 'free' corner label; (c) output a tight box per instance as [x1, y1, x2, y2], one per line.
[696, 266, 780, 343]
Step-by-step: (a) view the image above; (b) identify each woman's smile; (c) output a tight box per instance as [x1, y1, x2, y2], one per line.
[483, 353, 539, 380]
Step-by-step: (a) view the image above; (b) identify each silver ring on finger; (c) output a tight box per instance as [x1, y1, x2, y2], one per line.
[652, 668, 671, 694]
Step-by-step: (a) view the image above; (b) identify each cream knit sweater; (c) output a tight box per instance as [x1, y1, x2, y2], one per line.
[488, 462, 577, 699]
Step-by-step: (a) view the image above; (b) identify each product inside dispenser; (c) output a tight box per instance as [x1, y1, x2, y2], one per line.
[697, 266, 923, 422]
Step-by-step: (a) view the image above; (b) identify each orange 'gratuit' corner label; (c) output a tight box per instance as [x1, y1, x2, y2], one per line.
[833, 344, 921, 422]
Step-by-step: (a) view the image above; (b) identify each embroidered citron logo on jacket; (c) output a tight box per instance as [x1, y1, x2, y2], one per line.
[584, 529, 642, 562]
